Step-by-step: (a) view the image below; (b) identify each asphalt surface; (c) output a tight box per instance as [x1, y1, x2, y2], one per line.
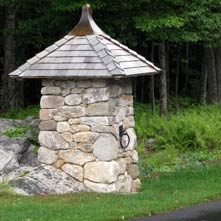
[128, 200, 221, 221]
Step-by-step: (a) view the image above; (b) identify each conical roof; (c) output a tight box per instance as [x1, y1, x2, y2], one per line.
[10, 4, 160, 79]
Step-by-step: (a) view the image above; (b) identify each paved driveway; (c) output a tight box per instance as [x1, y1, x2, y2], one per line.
[128, 200, 221, 221]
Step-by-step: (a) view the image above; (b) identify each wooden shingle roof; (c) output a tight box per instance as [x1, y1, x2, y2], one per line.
[9, 4, 160, 79]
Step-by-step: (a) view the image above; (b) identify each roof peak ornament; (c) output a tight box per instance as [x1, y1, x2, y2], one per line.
[69, 4, 106, 36]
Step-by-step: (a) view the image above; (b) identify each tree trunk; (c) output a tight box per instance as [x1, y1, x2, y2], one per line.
[150, 41, 156, 114]
[206, 48, 218, 104]
[200, 52, 208, 104]
[182, 43, 189, 96]
[159, 41, 168, 117]
[1, 4, 24, 111]
[175, 47, 180, 113]
[215, 48, 221, 102]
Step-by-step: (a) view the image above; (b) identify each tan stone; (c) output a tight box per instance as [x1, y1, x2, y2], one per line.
[57, 122, 70, 133]
[84, 161, 120, 184]
[53, 115, 68, 122]
[62, 164, 83, 182]
[73, 131, 99, 143]
[71, 125, 90, 132]
[119, 150, 138, 163]
[84, 180, 116, 192]
[77, 143, 93, 153]
[40, 109, 54, 120]
[58, 149, 95, 166]
[123, 117, 130, 129]
[68, 118, 80, 125]
[61, 132, 73, 142]
[71, 88, 84, 94]
[53, 159, 65, 169]
[131, 179, 141, 193]
[117, 95, 133, 107]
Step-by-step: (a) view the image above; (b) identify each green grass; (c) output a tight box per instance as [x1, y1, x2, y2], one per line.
[0, 105, 39, 120]
[3, 126, 29, 138]
[1, 164, 221, 221]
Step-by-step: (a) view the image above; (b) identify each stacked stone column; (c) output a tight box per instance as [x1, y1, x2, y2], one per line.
[38, 78, 141, 193]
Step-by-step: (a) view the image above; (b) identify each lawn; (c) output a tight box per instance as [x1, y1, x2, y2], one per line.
[1, 164, 221, 221]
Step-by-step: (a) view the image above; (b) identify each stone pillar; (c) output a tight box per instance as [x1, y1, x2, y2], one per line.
[38, 78, 141, 193]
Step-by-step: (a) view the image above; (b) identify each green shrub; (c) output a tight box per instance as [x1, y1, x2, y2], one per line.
[4, 126, 29, 138]
[135, 103, 221, 152]
[0, 105, 39, 120]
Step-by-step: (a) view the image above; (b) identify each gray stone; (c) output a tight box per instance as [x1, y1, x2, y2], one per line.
[116, 175, 132, 193]
[41, 87, 61, 95]
[11, 165, 89, 195]
[62, 164, 83, 182]
[91, 79, 107, 88]
[0, 119, 21, 133]
[117, 95, 133, 107]
[145, 138, 156, 149]
[114, 107, 127, 123]
[57, 122, 70, 133]
[83, 88, 109, 104]
[84, 161, 120, 183]
[84, 180, 116, 192]
[65, 94, 82, 106]
[76, 80, 91, 88]
[110, 85, 123, 98]
[38, 147, 58, 165]
[91, 125, 110, 133]
[127, 164, 140, 179]
[0, 138, 31, 175]
[58, 149, 95, 166]
[116, 158, 127, 175]
[92, 134, 119, 161]
[79, 117, 109, 126]
[39, 131, 69, 150]
[87, 102, 110, 116]
[62, 88, 71, 96]
[42, 80, 54, 87]
[73, 131, 99, 143]
[40, 96, 64, 108]
[127, 107, 134, 116]
[53, 106, 86, 118]
[39, 120, 57, 131]
[71, 88, 84, 94]
[55, 80, 75, 89]
[126, 128, 137, 150]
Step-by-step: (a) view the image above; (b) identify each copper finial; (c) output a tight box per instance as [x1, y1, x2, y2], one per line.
[69, 4, 105, 36]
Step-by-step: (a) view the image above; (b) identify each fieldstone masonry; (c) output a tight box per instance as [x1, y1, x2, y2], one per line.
[38, 78, 141, 193]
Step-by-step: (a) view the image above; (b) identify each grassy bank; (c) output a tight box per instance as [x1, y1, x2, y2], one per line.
[1, 164, 221, 221]
[135, 103, 221, 176]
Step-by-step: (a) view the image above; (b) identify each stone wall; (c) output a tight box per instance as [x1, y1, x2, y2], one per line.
[38, 78, 141, 193]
